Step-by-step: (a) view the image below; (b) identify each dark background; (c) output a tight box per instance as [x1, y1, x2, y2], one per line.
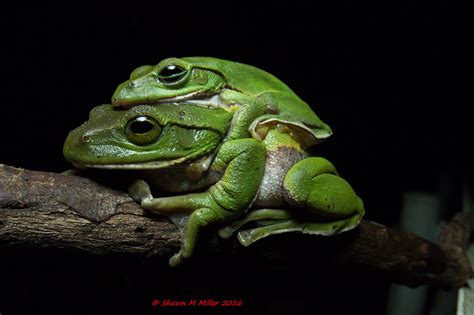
[0, 1, 468, 314]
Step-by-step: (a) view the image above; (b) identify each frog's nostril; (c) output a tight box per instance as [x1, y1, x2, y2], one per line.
[82, 135, 91, 143]
[128, 81, 136, 88]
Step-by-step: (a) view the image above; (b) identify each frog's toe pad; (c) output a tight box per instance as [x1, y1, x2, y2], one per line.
[218, 226, 236, 239]
[169, 253, 185, 268]
[128, 179, 152, 204]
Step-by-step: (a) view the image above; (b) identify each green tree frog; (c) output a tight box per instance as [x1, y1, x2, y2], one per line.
[64, 57, 364, 267]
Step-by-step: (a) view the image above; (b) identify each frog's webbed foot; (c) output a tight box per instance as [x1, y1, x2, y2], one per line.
[128, 179, 153, 204]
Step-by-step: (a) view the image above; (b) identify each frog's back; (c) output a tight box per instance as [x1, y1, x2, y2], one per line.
[182, 56, 293, 96]
[182, 57, 332, 147]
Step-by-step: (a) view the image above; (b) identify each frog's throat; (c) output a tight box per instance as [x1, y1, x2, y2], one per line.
[114, 92, 233, 112]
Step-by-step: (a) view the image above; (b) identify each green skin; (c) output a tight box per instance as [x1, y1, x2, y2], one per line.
[64, 57, 364, 267]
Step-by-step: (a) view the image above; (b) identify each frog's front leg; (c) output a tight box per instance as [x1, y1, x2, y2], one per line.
[219, 89, 266, 140]
[129, 138, 266, 267]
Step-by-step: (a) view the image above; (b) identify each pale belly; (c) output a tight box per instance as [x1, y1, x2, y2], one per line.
[253, 147, 307, 208]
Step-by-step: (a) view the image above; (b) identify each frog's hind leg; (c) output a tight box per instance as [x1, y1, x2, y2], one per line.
[220, 157, 365, 247]
[235, 216, 363, 246]
[282, 157, 365, 233]
[218, 209, 293, 239]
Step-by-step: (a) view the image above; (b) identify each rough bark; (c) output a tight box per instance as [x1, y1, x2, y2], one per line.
[0, 164, 181, 257]
[0, 164, 471, 288]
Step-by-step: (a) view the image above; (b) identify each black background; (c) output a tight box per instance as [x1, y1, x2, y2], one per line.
[0, 1, 468, 314]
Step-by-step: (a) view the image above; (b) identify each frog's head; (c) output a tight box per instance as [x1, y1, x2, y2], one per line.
[64, 103, 233, 171]
[112, 57, 226, 108]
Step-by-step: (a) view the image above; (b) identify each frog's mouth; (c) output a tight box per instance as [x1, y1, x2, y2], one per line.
[113, 93, 233, 112]
[74, 152, 216, 182]
[73, 156, 189, 170]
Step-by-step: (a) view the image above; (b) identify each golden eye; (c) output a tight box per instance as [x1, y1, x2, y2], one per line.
[125, 116, 161, 145]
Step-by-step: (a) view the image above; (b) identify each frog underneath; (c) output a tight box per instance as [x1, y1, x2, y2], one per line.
[64, 57, 364, 267]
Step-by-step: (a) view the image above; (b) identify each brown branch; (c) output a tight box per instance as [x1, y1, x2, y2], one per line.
[0, 164, 471, 288]
[0, 164, 181, 256]
[336, 220, 472, 288]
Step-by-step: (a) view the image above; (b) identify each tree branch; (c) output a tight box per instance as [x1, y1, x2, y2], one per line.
[0, 164, 471, 288]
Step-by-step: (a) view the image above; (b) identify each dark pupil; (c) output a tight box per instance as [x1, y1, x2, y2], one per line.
[130, 118, 154, 134]
[158, 65, 186, 83]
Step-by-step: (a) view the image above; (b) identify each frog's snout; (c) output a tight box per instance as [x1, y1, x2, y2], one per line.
[112, 81, 134, 106]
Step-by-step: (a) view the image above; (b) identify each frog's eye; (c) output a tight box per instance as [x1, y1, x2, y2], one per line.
[125, 116, 162, 145]
[157, 64, 188, 85]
